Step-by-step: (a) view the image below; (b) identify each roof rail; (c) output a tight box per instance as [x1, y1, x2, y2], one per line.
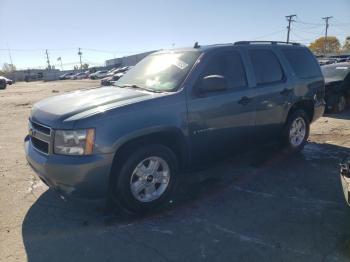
[234, 41, 300, 46]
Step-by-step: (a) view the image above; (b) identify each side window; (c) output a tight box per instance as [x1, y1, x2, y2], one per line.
[203, 51, 247, 89]
[282, 48, 321, 79]
[249, 49, 284, 85]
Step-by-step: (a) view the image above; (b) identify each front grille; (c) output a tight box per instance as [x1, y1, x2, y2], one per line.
[30, 121, 51, 135]
[31, 137, 49, 154]
[29, 120, 52, 154]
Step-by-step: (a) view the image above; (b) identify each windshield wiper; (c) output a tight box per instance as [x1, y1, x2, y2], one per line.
[115, 84, 163, 93]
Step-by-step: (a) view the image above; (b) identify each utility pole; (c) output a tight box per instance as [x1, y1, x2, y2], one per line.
[322, 16, 333, 56]
[78, 48, 83, 69]
[286, 15, 297, 43]
[6, 43, 13, 69]
[45, 49, 51, 70]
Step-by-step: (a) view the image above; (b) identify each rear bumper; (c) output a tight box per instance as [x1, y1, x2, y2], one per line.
[24, 136, 114, 199]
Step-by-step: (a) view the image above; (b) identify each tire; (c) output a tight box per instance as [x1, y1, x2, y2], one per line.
[109, 144, 178, 214]
[282, 109, 310, 153]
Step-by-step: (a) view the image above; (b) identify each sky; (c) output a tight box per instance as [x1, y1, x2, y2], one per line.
[0, 0, 349, 70]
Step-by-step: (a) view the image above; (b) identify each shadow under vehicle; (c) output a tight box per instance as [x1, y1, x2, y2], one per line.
[22, 142, 350, 262]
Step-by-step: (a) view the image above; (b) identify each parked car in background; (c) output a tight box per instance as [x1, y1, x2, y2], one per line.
[59, 72, 75, 80]
[89, 70, 108, 79]
[0, 76, 14, 85]
[100, 67, 132, 86]
[318, 58, 337, 66]
[0, 78, 6, 89]
[70, 72, 89, 80]
[25, 41, 325, 213]
[321, 63, 350, 113]
[107, 68, 118, 75]
[101, 72, 126, 86]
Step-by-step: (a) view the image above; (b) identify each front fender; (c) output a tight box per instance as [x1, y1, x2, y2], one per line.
[111, 126, 186, 152]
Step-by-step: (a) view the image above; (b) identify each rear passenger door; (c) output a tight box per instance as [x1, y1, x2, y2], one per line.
[247, 48, 293, 140]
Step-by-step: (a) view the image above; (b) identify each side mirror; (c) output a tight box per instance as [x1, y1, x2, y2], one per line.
[198, 75, 228, 93]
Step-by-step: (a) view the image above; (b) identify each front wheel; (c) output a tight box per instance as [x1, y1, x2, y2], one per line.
[109, 144, 178, 214]
[282, 110, 310, 153]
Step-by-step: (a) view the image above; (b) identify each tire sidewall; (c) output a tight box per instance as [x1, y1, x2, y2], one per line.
[111, 144, 178, 213]
[284, 110, 310, 152]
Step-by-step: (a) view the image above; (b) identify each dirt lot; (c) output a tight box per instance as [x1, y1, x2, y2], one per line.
[1, 80, 350, 262]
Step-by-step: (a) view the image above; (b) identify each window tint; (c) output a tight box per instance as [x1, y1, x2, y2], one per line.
[249, 49, 284, 85]
[203, 51, 247, 89]
[282, 48, 321, 79]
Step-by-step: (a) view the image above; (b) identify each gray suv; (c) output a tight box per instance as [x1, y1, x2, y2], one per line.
[25, 41, 325, 213]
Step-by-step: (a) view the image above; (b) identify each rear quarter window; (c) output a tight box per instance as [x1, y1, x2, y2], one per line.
[282, 48, 321, 79]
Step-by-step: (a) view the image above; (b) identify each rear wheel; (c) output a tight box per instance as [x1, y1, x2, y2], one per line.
[109, 144, 178, 214]
[282, 110, 310, 152]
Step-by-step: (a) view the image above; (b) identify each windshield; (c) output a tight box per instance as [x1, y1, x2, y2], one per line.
[322, 65, 350, 82]
[115, 51, 200, 92]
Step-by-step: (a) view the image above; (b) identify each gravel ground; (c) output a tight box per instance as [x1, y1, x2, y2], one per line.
[1, 80, 350, 262]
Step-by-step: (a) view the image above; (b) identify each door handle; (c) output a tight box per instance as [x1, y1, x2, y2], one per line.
[238, 96, 252, 105]
[280, 88, 292, 96]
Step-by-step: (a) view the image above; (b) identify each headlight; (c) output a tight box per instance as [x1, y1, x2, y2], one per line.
[54, 129, 95, 155]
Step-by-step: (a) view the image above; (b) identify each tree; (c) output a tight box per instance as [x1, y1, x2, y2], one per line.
[2, 63, 16, 73]
[81, 63, 89, 69]
[343, 36, 350, 52]
[73, 64, 89, 70]
[309, 36, 341, 55]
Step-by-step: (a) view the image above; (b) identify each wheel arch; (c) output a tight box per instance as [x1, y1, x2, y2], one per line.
[110, 127, 189, 180]
[286, 99, 315, 123]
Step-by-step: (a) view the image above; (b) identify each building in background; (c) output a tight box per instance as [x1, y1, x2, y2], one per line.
[105, 50, 157, 68]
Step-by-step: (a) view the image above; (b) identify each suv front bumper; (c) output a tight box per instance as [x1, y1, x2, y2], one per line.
[24, 135, 114, 199]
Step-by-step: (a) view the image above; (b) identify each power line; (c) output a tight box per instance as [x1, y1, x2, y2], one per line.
[294, 20, 323, 26]
[290, 30, 322, 43]
[293, 23, 324, 33]
[286, 15, 297, 43]
[252, 29, 285, 40]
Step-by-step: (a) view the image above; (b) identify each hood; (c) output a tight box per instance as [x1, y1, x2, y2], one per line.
[30, 86, 155, 127]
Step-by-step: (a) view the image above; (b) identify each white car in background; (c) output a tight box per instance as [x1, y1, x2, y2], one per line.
[89, 70, 108, 79]
[0, 76, 14, 85]
[70, 72, 88, 80]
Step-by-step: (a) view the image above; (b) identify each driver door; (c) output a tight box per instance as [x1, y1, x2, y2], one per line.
[187, 49, 256, 164]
